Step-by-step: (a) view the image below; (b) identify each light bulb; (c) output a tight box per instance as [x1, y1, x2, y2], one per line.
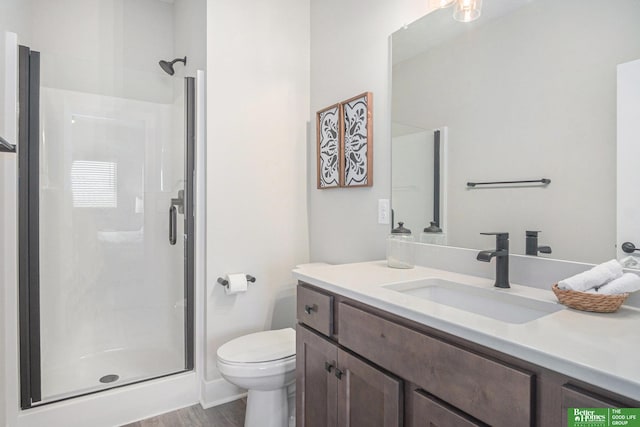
[453, 0, 482, 22]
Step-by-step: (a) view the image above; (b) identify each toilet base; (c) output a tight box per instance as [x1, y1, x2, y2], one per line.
[287, 385, 296, 427]
[245, 388, 288, 427]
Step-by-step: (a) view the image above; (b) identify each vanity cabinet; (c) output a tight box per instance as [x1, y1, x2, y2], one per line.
[560, 384, 622, 427]
[296, 323, 402, 427]
[338, 302, 532, 426]
[296, 283, 638, 427]
[410, 390, 486, 427]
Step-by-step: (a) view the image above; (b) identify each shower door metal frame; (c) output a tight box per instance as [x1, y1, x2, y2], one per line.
[18, 44, 42, 409]
[18, 58, 197, 407]
[184, 76, 195, 370]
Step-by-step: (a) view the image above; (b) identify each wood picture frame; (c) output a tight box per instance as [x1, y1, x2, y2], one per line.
[340, 92, 373, 187]
[316, 103, 342, 189]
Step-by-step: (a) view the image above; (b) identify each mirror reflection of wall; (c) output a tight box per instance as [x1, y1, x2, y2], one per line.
[391, 0, 640, 264]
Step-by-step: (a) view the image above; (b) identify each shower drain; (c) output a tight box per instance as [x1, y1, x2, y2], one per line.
[99, 374, 119, 384]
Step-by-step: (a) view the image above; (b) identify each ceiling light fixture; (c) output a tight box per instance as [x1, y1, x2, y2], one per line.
[430, 0, 483, 22]
[428, 0, 456, 9]
[452, 0, 483, 22]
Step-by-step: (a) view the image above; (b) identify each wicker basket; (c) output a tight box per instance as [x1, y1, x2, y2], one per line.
[551, 283, 629, 313]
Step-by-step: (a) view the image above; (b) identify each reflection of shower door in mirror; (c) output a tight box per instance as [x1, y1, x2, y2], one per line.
[617, 59, 640, 262]
[391, 126, 448, 243]
[18, 44, 195, 408]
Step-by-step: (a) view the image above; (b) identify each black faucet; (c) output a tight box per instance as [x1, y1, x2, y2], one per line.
[525, 231, 552, 256]
[477, 232, 510, 289]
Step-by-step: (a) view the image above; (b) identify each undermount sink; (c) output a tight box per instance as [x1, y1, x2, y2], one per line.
[384, 278, 564, 324]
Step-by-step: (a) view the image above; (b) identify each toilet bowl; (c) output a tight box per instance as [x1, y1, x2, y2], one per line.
[217, 328, 296, 427]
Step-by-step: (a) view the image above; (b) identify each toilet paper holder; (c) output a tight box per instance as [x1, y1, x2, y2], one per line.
[217, 274, 256, 288]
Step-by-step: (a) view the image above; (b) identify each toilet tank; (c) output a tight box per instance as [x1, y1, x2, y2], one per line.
[270, 287, 297, 330]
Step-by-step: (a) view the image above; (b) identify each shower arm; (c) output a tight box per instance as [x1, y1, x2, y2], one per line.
[0, 135, 16, 153]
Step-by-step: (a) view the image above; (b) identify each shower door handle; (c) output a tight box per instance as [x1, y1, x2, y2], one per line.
[169, 205, 177, 245]
[169, 190, 184, 246]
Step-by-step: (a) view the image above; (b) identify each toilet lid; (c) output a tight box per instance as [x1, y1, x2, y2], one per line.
[217, 328, 296, 364]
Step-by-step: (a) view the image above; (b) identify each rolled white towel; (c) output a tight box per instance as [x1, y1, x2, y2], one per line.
[557, 259, 623, 292]
[597, 273, 640, 295]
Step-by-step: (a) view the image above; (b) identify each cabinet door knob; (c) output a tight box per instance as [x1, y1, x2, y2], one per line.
[334, 368, 343, 380]
[324, 361, 334, 373]
[304, 304, 317, 315]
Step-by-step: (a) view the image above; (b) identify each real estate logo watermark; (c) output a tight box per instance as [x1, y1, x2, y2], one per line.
[568, 408, 640, 427]
[570, 408, 607, 426]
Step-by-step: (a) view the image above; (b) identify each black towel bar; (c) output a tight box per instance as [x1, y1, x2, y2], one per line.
[467, 178, 550, 188]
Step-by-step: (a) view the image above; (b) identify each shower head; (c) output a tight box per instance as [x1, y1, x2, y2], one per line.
[159, 56, 187, 76]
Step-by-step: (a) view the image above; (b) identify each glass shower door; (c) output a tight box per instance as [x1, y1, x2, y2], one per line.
[18, 46, 195, 407]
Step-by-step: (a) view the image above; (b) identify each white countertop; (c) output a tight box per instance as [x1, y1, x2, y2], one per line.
[293, 261, 640, 401]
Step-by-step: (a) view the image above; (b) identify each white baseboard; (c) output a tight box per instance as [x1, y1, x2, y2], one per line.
[200, 377, 246, 409]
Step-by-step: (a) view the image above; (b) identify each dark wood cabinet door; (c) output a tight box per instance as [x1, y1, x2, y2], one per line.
[296, 325, 338, 427]
[337, 349, 402, 427]
[561, 384, 622, 427]
[410, 389, 486, 427]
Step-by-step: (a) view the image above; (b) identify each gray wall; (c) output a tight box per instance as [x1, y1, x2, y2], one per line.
[206, 0, 310, 382]
[309, 0, 427, 263]
[392, 0, 640, 263]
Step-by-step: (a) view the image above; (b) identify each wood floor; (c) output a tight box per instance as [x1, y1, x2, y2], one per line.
[122, 398, 246, 427]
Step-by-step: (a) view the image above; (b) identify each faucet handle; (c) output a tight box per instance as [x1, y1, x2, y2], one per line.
[622, 242, 640, 254]
[480, 232, 509, 240]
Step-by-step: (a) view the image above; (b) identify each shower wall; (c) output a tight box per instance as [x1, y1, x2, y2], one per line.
[37, 0, 174, 102]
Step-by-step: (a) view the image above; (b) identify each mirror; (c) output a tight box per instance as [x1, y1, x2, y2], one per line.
[391, 0, 640, 264]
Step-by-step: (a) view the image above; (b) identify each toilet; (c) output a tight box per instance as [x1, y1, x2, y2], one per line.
[216, 327, 296, 427]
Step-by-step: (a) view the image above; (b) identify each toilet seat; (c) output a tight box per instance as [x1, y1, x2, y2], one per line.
[217, 354, 296, 379]
[217, 328, 296, 364]
[216, 328, 296, 381]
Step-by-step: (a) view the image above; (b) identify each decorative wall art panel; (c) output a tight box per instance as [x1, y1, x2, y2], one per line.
[341, 92, 373, 187]
[316, 104, 341, 189]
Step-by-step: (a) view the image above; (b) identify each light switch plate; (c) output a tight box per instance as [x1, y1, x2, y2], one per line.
[378, 199, 390, 224]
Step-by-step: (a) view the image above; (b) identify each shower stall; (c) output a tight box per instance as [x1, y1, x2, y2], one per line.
[0, 0, 205, 411]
